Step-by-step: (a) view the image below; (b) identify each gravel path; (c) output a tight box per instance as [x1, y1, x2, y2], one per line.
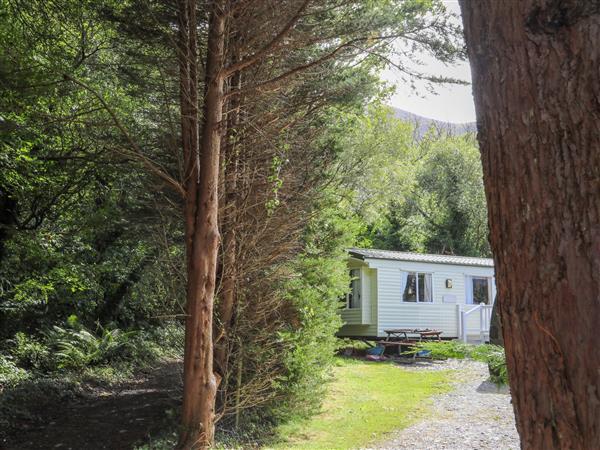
[372, 359, 520, 450]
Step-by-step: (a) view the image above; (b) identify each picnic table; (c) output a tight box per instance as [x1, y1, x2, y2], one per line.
[382, 328, 443, 342]
[374, 329, 442, 359]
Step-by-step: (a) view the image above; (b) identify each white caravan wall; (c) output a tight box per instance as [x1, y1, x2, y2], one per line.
[366, 258, 496, 337]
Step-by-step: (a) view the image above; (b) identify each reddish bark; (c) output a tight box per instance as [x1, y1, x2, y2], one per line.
[214, 72, 241, 379]
[177, 1, 226, 448]
[460, 1, 600, 449]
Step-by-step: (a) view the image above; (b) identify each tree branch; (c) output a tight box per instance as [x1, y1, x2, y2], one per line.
[62, 74, 185, 197]
[222, 0, 312, 77]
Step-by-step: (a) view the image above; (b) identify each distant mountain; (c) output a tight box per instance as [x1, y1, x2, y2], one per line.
[391, 107, 477, 137]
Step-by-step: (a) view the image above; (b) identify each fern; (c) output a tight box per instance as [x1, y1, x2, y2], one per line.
[45, 325, 136, 370]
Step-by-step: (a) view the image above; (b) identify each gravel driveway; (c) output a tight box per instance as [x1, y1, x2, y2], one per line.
[372, 359, 520, 450]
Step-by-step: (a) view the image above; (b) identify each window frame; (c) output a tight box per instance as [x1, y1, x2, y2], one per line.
[346, 268, 362, 309]
[402, 271, 433, 303]
[471, 276, 491, 305]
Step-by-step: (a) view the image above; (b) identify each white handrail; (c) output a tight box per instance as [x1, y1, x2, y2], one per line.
[460, 303, 493, 343]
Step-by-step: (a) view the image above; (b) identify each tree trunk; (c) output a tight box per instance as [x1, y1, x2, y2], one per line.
[214, 68, 242, 380]
[177, 1, 226, 448]
[460, 2, 600, 449]
[488, 295, 503, 346]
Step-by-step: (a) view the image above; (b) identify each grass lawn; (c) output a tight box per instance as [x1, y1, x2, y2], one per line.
[270, 357, 454, 449]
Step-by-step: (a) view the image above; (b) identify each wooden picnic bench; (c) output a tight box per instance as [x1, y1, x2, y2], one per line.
[374, 339, 420, 359]
[382, 328, 442, 342]
[375, 329, 442, 360]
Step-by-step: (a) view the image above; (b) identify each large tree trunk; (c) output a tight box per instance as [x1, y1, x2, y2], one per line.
[177, 1, 226, 448]
[460, 2, 600, 449]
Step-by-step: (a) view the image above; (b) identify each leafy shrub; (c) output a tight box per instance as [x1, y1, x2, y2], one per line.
[45, 325, 137, 370]
[417, 340, 474, 360]
[214, 199, 355, 435]
[484, 347, 508, 385]
[0, 355, 28, 387]
[3, 321, 183, 381]
[418, 340, 508, 385]
[140, 322, 184, 359]
[10, 332, 52, 371]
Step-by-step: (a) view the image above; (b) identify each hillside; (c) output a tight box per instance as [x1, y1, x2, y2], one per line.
[392, 107, 477, 137]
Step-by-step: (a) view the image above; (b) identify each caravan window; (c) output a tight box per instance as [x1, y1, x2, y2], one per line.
[347, 269, 361, 309]
[472, 277, 490, 304]
[402, 272, 432, 302]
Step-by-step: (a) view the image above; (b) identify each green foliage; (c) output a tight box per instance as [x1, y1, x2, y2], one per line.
[484, 348, 509, 386]
[340, 105, 490, 257]
[419, 341, 508, 385]
[46, 325, 136, 370]
[273, 246, 347, 418]
[0, 0, 185, 342]
[3, 321, 181, 379]
[394, 135, 489, 256]
[10, 332, 51, 371]
[228, 196, 358, 430]
[418, 340, 474, 360]
[0, 354, 28, 387]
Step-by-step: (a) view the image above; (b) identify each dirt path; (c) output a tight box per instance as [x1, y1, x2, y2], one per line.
[373, 360, 519, 450]
[2, 360, 182, 450]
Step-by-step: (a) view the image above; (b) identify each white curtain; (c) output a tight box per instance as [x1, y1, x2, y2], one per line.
[465, 275, 473, 304]
[400, 271, 409, 301]
[423, 273, 433, 302]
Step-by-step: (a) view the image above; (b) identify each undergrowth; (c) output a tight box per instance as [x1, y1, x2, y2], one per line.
[418, 340, 508, 385]
[0, 321, 184, 438]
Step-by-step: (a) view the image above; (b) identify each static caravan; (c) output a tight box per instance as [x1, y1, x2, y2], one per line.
[338, 248, 497, 342]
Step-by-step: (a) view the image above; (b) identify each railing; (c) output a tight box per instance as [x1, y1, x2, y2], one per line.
[460, 303, 493, 343]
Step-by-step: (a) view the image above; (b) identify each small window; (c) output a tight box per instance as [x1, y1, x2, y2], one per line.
[347, 269, 361, 309]
[472, 277, 490, 304]
[402, 272, 432, 302]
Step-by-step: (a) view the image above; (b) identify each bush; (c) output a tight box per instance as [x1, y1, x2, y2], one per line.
[484, 347, 508, 385]
[45, 325, 137, 370]
[142, 322, 184, 358]
[418, 340, 508, 385]
[2, 321, 184, 382]
[10, 332, 52, 371]
[214, 199, 356, 436]
[0, 355, 28, 388]
[417, 340, 474, 360]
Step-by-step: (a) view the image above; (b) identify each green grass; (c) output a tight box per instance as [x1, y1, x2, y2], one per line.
[269, 357, 454, 449]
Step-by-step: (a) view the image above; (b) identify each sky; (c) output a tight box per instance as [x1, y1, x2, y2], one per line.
[381, 0, 476, 124]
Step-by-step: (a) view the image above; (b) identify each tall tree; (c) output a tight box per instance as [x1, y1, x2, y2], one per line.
[176, 1, 464, 447]
[176, 0, 224, 447]
[460, 1, 600, 448]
